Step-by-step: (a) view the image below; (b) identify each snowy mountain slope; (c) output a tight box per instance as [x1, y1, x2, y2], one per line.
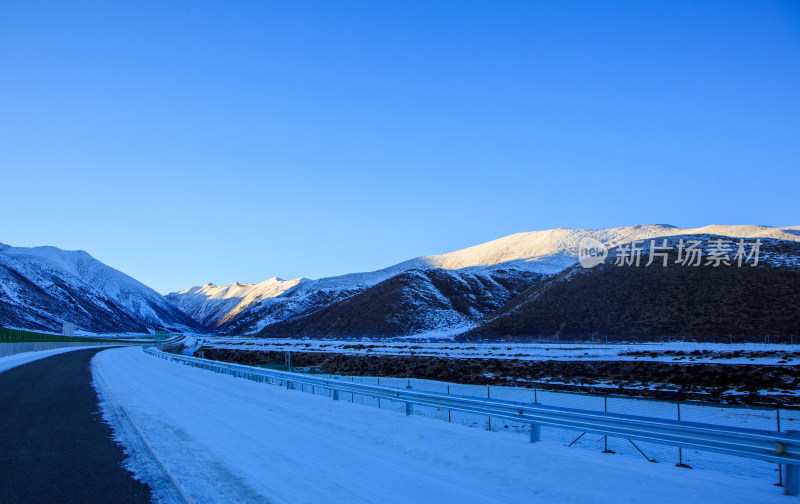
[0, 243, 200, 333]
[415, 224, 800, 271]
[166, 278, 302, 328]
[183, 262, 544, 335]
[171, 224, 800, 335]
[257, 268, 544, 338]
[218, 286, 361, 335]
[168, 261, 441, 332]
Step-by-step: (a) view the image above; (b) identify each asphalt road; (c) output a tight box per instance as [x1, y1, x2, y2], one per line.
[0, 347, 153, 503]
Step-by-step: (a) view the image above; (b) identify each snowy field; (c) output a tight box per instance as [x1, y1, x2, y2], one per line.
[93, 347, 790, 503]
[339, 375, 795, 482]
[194, 337, 800, 365]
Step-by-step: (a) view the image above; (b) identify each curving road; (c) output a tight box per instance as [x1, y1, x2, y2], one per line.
[0, 347, 153, 503]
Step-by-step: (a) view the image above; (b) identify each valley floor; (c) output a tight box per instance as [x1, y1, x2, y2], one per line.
[196, 337, 800, 365]
[93, 346, 788, 504]
[193, 339, 800, 407]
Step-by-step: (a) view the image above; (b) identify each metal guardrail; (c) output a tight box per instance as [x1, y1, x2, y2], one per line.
[155, 336, 186, 354]
[0, 341, 114, 359]
[144, 347, 800, 496]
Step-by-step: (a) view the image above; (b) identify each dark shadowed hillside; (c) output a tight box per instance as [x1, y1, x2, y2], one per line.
[465, 236, 800, 342]
[257, 268, 543, 337]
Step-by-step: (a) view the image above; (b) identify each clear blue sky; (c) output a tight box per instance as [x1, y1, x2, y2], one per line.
[2, 1, 798, 294]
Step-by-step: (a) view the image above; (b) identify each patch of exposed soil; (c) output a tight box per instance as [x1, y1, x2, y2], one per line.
[620, 349, 800, 363]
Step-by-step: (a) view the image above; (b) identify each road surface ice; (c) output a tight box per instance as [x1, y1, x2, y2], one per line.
[92, 347, 789, 504]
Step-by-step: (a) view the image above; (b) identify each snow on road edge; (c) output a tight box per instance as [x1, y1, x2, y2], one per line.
[0, 345, 115, 373]
[93, 358, 192, 504]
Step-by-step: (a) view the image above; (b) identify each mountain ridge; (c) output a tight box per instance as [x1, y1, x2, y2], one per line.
[3, 224, 798, 338]
[170, 224, 800, 335]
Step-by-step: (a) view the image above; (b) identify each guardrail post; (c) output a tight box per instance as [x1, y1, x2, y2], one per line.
[446, 384, 451, 422]
[784, 431, 799, 496]
[529, 424, 541, 443]
[332, 389, 339, 401]
[786, 464, 799, 497]
[529, 397, 541, 443]
[405, 384, 413, 416]
[602, 396, 616, 454]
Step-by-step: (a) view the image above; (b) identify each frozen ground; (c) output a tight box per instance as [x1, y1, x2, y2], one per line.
[341, 375, 796, 481]
[196, 337, 800, 365]
[93, 347, 789, 504]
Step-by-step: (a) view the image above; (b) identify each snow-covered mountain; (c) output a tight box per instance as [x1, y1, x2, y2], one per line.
[256, 268, 544, 338]
[171, 224, 800, 337]
[6, 224, 795, 337]
[166, 278, 302, 328]
[0, 243, 200, 333]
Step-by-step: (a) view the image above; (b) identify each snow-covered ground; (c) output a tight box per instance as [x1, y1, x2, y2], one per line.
[93, 347, 789, 503]
[344, 375, 795, 480]
[197, 338, 800, 365]
[0, 344, 114, 373]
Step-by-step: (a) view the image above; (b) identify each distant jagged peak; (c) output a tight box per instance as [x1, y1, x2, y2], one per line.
[172, 276, 303, 301]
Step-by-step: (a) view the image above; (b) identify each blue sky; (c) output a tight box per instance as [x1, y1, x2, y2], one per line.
[2, 1, 798, 294]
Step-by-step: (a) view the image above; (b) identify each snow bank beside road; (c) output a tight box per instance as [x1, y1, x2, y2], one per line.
[92, 347, 788, 504]
[0, 345, 114, 373]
